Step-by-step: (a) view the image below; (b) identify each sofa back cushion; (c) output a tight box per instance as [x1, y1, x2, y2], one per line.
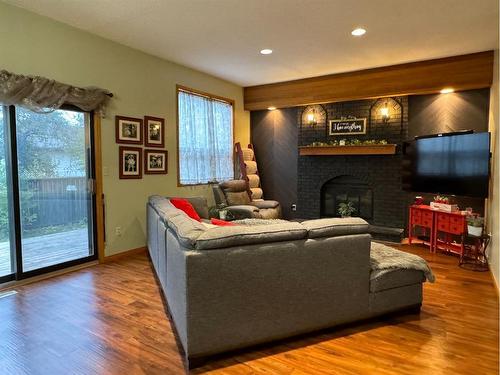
[301, 217, 369, 238]
[185, 197, 209, 219]
[149, 195, 182, 220]
[219, 180, 251, 205]
[171, 198, 202, 222]
[226, 191, 251, 206]
[149, 196, 206, 247]
[195, 222, 307, 250]
[168, 213, 207, 248]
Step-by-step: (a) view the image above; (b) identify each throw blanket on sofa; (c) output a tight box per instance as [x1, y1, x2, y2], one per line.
[371, 242, 435, 282]
[233, 218, 289, 226]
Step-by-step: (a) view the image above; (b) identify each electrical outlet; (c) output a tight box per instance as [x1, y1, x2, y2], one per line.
[291, 204, 297, 212]
[103, 166, 109, 176]
[115, 226, 122, 236]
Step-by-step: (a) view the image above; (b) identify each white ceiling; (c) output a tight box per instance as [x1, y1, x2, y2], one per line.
[4, 0, 499, 86]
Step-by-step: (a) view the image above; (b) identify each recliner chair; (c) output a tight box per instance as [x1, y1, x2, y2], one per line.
[212, 179, 281, 219]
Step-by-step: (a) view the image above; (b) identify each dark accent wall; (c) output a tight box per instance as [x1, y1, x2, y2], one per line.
[407, 89, 490, 214]
[251, 108, 298, 219]
[250, 89, 490, 224]
[408, 89, 490, 138]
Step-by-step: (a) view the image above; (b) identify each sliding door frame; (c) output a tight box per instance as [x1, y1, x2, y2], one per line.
[1, 104, 104, 281]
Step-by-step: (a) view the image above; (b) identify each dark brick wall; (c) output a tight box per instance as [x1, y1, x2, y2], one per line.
[297, 97, 409, 231]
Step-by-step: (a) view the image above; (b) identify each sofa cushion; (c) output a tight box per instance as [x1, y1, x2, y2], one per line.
[301, 217, 369, 239]
[226, 191, 251, 206]
[171, 198, 201, 222]
[370, 269, 425, 292]
[251, 200, 279, 209]
[220, 179, 248, 192]
[185, 197, 209, 219]
[195, 222, 307, 250]
[149, 195, 183, 221]
[167, 212, 207, 248]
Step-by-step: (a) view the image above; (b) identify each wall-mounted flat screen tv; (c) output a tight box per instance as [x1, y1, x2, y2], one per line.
[402, 132, 491, 198]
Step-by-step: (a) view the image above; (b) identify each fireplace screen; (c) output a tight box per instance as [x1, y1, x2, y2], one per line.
[320, 175, 373, 219]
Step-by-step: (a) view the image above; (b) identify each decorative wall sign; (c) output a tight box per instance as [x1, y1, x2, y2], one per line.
[328, 118, 366, 136]
[116, 116, 143, 144]
[119, 146, 142, 179]
[144, 116, 165, 148]
[144, 149, 168, 174]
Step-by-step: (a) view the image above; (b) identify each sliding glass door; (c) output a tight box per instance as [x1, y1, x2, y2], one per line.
[0, 105, 97, 281]
[0, 107, 13, 280]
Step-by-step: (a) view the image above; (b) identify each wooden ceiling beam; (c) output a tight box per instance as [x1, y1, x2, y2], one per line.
[243, 51, 494, 111]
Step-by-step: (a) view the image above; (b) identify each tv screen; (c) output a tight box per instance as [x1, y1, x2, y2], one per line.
[403, 132, 491, 198]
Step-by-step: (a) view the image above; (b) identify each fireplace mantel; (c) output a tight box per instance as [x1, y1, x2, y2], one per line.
[299, 144, 397, 156]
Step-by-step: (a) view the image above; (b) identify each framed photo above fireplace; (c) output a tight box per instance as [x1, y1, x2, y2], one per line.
[116, 116, 143, 144]
[144, 116, 165, 148]
[328, 118, 366, 136]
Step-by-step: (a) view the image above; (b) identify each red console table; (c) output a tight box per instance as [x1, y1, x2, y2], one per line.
[408, 205, 435, 250]
[408, 205, 468, 255]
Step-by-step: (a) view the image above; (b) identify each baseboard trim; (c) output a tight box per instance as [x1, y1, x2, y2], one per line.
[102, 246, 147, 263]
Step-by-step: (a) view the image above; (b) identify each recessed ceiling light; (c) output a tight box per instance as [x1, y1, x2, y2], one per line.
[260, 49, 273, 55]
[267, 106, 276, 111]
[351, 28, 366, 36]
[440, 88, 454, 94]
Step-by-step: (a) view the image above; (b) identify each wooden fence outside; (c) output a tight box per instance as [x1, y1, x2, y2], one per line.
[22, 177, 89, 229]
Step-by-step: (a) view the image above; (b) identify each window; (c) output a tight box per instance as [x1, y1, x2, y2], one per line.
[177, 86, 234, 185]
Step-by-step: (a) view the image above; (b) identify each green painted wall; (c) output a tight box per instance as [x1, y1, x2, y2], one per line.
[0, 2, 250, 255]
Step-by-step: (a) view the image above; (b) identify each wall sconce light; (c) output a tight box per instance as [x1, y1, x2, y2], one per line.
[307, 110, 317, 126]
[380, 102, 390, 123]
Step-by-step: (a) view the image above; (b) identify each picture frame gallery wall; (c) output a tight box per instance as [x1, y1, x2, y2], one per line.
[116, 115, 167, 179]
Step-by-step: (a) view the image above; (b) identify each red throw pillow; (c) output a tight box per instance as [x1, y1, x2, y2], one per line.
[211, 218, 236, 226]
[170, 198, 201, 222]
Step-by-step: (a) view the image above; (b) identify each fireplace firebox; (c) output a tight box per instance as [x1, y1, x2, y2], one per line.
[320, 175, 373, 219]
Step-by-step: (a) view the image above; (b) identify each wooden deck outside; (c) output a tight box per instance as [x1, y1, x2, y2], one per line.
[0, 228, 89, 276]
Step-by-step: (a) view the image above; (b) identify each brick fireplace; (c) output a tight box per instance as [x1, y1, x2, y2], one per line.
[296, 97, 410, 241]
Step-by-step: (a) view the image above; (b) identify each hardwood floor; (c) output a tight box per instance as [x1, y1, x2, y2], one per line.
[0, 245, 498, 374]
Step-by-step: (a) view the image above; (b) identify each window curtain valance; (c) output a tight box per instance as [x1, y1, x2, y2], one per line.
[0, 69, 112, 115]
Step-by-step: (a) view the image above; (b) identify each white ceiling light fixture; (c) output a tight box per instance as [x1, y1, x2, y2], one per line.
[267, 106, 276, 110]
[260, 49, 273, 55]
[351, 28, 367, 36]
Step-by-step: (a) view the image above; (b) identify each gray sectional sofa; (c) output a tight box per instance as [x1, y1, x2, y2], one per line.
[147, 195, 425, 368]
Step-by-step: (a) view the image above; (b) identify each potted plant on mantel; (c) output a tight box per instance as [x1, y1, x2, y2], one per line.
[338, 201, 356, 218]
[467, 216, 484, 237]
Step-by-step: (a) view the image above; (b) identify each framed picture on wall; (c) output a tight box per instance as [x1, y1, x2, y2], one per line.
[144, 116, 165, 148]
[144, 149, 168, 174]
[116, 116, 143, 144]
[119, 146, 142, 179]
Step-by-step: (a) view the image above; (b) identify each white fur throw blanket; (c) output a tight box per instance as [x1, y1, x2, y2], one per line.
[371, 242, 435, 282]
[233, 219, 289, 225]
